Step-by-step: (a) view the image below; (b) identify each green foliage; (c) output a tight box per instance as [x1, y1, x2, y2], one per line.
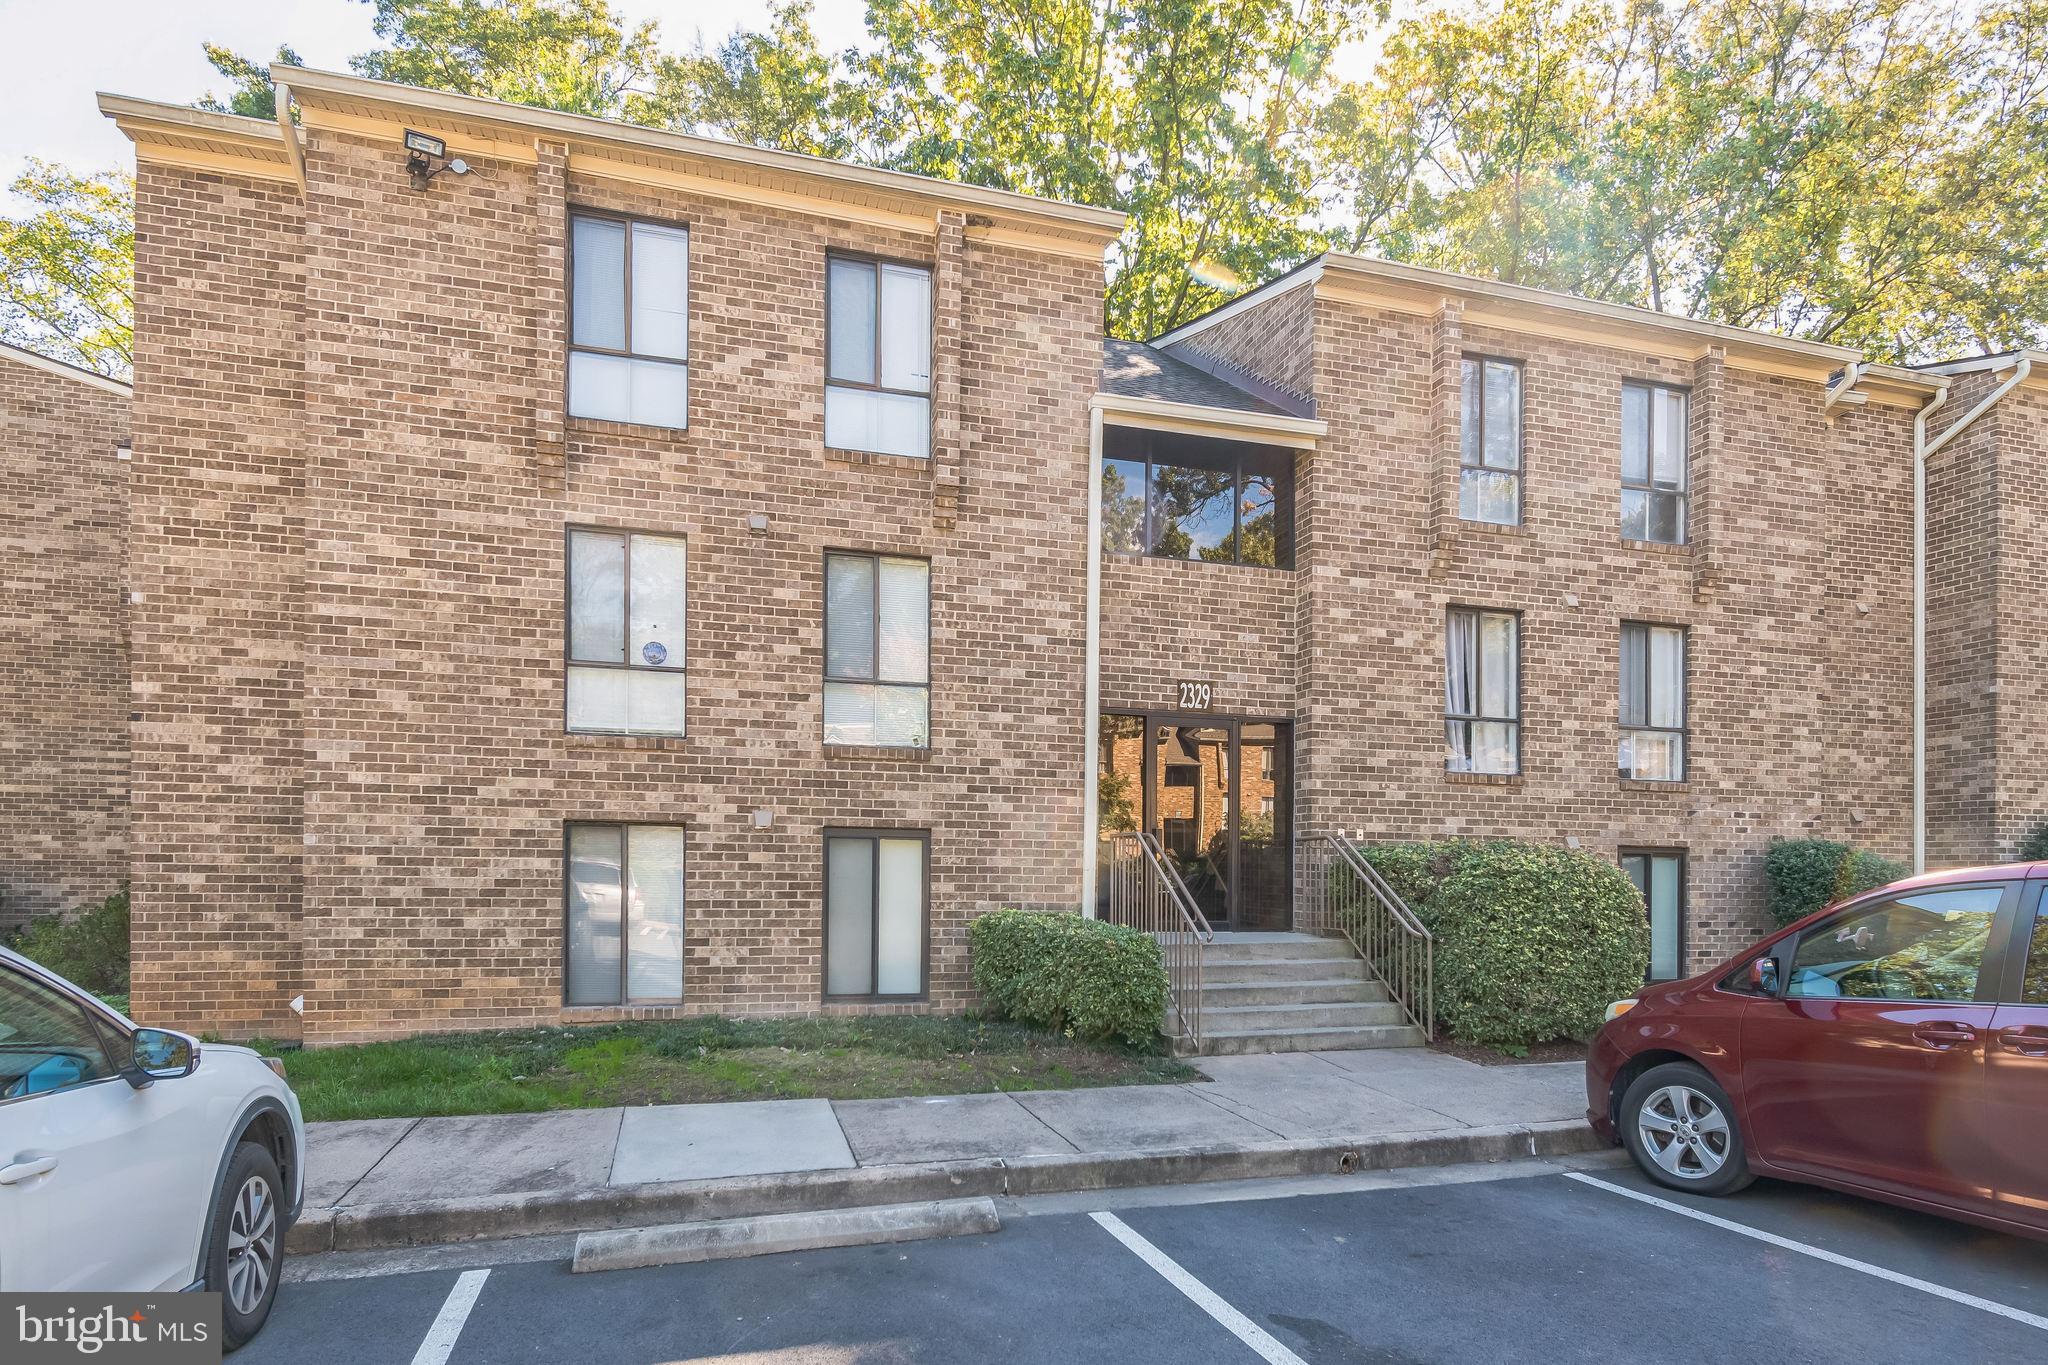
[2018, 822, 2048, 861]
[351, 0, 661, 117]
[1359, 840, 1647, 1051]
[0, 161, 133, 377]
[6, 887, 130, 996]
[197, 44, 304, 121]
[969, 908, 1168, 1047]
[1764, 838, 1907, 927]
[1763, 838, 1852, 927]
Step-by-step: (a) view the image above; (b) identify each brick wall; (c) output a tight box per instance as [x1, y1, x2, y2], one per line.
[1162, 278, 1317, 408]
[1991, 387, 2048, 858]
[1145, 295, 1919, 973]
[0, 352, 130, 928]
[127, 166, 306, 1035]
[130, 126, 1100, 1041]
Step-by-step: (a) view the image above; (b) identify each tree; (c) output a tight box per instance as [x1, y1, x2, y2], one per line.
[0, 162, 133, 378]
[198, 44, 304, 121]
[350, 0, 660, 117]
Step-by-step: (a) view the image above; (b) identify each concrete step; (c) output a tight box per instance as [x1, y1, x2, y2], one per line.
[1194, 1023, 1428, 1056]
[1196, 978, 1390, 1007]
[1200, 1000, 1412, 1031]
[1202, 957, 1370, 985]
[1201, 936, 1356, 962]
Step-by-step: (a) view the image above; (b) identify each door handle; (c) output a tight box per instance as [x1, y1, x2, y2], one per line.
[0, 1156, 58, 1185]
[1910, 1024, 1978, 1050]
[1996, 1027, 2048, 1057]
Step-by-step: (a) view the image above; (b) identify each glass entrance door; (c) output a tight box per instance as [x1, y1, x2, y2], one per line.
[1097, 714, 1292, 930]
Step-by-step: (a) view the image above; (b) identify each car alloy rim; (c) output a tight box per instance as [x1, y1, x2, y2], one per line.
[225, 1174, 277, 1315]
[1636, 1084, 1731, 1180]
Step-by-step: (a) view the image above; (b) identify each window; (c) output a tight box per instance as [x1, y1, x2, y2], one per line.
[0, 965, 116, 1101]
[565, 824, 685, 1006]
[568, 213, 689, 429]
[1785, 886, 2001, 1002]
[1460, 358, 1522, 525]
[824, 830, 927, 998]
[1100, 430, 1295, 569]
[1446, 608, 1518, 775]
[1622, 851, 1685, 981]
[824, 552, 930, 748]
[1619, 622, 1686, 781]
[825, 256, 932, 458]
[2022, 904, 2048, 1004]
[565, 529, 686, 736]
[1621, 382, 1687, 543]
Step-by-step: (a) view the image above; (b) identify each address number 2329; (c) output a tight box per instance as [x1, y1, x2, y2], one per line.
[1176, 680, 1215, 711]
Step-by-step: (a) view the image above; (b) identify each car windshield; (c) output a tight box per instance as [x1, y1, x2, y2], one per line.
[1786, 887, 2000, 1002]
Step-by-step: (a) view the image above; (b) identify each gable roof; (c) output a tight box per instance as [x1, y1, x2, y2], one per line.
[0, 342, 132, 398]
[1099, 339, 1298, 418]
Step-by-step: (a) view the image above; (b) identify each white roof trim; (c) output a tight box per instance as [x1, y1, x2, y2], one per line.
[1090, 391, 1327, 448]
[0, 342, 131, 397]
[1149, 261, 1323, 350]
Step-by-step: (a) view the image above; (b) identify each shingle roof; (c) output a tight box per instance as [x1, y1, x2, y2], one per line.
[1099, 338, 1299, 417]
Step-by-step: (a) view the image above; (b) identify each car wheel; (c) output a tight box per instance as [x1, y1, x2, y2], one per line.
[206, 1141, 284, 1351]
[1619, 1062, 1755, 1197]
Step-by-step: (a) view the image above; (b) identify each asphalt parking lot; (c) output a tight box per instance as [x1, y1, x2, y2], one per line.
[244, 1158, 2048, 1364]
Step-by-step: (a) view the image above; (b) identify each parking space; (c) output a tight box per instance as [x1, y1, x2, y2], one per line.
[242, 1164, 2048, 1365]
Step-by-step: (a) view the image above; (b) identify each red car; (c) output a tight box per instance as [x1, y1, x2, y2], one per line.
[1588, 860, 2048, 1238]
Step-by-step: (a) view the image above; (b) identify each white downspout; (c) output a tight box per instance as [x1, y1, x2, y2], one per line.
[1080, 403, 1105, 915]
[1912, 356, 2030, 872]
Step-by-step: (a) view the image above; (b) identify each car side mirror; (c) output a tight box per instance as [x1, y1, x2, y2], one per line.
[1748, 957, 1780, 996]
[123, 1028, 199, 1088]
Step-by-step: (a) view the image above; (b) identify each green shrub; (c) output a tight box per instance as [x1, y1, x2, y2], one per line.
[6, 887, 129, 995]
[1836, 848, 1908, 901]
[1764, 839, 1907, 928]
[1359, 840, 1648, 1051]
[2019, 822, 2048, 861]
[968, 909, 1167, 1048]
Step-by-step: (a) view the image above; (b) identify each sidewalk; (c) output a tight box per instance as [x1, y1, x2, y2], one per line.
[289, 1048, 1600, 1254]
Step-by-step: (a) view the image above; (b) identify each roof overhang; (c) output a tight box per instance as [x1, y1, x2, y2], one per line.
[1315, 253, 1862, 384]
[97, 93, 301, 188]
[1915, 350, 2048, 393]
[1091, 392, 1326, 449]
[0, 341, 132, 398]
[269, 66, 1125, 258]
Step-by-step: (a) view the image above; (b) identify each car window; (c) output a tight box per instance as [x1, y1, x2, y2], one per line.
[1785, 886, 2001, 1003]
[2024, 906, 2048, 1004]
[0, 965, 116, 1100]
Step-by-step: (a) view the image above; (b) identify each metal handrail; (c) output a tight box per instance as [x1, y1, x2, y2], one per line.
[1297, 833, 1435, 1040]
[1102, 831, 1213, 1049]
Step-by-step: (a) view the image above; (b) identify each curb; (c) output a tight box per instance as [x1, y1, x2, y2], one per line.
[286, 1118, 1603, 1255]
[570, 1197, 1003, 1273]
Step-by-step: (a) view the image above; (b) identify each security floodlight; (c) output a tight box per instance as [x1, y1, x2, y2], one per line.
[404, 131, 473, 191]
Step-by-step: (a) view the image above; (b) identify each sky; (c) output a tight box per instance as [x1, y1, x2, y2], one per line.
[0, 0, 875, 182]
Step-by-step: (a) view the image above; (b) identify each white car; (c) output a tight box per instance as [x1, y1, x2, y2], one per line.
[0, 945, 304, 1350]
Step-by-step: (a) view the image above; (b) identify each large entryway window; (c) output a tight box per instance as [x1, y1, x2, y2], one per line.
[1098, 713, 1293, 929]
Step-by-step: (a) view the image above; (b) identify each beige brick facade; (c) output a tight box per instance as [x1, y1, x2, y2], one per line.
[35, 74, 2036, 1040]
[0, 348, 131, 928]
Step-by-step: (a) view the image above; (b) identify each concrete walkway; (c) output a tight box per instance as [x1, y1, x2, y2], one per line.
[303, 1047, 1589, 1219]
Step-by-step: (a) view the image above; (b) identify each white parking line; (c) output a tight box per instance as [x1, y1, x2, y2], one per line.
[410, 1268, 491, 1365]
[1090, 1211, 1307, 1365]
[1565, 1173, 2048, 1333]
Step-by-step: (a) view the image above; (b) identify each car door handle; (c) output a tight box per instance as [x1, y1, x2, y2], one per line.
[1996, 1026, 2048, 1057]
[0, 1156, 57, 1185]
[1910, 1024, 1979, 1050]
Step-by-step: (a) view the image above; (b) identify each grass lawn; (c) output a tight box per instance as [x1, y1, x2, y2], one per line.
[259, 1015, 1199, 1123]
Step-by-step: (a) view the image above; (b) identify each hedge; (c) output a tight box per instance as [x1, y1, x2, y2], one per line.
[1763, 839, 1907, 928]
[1358, 840, 1648, 1052]
[2019, 822, 2048, 861]
[968, 909, 1167, 1048]
[6, 886, 129, 997]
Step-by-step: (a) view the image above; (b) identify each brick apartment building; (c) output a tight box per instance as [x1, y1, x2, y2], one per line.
[0, 344, 130, 925]
[2, 65, 2041, 1043]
